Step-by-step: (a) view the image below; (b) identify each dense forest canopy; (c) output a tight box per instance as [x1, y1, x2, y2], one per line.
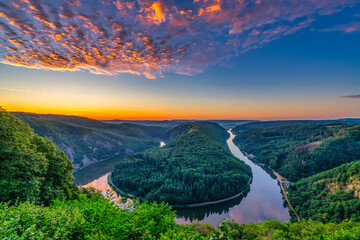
[0, 108, 77, 205]
[234, 124, 360, 181]
[161, 121, 230, 143]
[288, 160, 360, 223]
[12, 112, 167, 169]
[111, 122, 252, 205]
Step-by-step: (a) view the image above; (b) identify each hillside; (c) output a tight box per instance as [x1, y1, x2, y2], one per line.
[12, 112, 167, 169]
[287, 160, 360, 223]
[232, 119, 360, 134]
[161, 121, 230, 143]
[234, 124, 360, 181]
[111, 122, 252, 205]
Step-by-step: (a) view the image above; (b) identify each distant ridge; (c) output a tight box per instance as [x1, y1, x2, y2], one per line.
[232, 118, 360, 134]
[103, 119, 257, 128]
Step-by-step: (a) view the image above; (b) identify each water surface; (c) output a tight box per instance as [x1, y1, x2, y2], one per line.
[74, 157, 124, 185]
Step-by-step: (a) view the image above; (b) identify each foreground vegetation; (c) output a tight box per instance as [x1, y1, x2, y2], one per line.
[288, 160, 360, 223]
[0, 108, 77, 205]
[13, 112, 167, 169]
[0, 191, 200, 240]
[234, 124, 360, 181]
[111, 122, 252, 205]
[2, 197, 360, 239]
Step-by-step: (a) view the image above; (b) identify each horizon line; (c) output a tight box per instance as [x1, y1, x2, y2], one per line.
[9, 110, 360, 122]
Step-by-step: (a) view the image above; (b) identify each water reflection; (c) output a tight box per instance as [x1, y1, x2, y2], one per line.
[175, 130, 290, 226]
[74, 157, 124, 186]
[175, 191, 248, 225]
[84, 173, 111, 194]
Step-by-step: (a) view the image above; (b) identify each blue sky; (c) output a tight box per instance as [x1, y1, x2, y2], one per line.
[0, 0, 359, 119]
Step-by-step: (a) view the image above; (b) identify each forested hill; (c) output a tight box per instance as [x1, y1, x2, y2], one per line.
[111, 122, 252, 205]
[162, 121, 230, 143]
[288, 160, 360, 223]
[232, 119, 360, 134]
[12, 112, 168, 169]
[233, 124, 360, 181]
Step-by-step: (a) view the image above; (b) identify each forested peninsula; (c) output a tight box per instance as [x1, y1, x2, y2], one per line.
[111, 122, 252, 206]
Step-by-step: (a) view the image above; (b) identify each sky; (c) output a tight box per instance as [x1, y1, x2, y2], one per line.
[0, 0, 359, 120]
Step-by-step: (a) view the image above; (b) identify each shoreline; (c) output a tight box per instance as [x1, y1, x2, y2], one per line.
[180, 177, 252, 208]
[108, 172, 252, 209]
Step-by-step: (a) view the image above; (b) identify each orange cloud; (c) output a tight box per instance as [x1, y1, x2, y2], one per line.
[140, 1, 167, 25]
[0, 0, 358, 79]
[198, 0, 221, 16]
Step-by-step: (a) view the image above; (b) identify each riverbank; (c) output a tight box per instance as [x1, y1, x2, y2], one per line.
[107, 173, 138, 200]
[108, 172, 252, 209]
[74, 156, 125, 185]
[181, 177, 252, 208]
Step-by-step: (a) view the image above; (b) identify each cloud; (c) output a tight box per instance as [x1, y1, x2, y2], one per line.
[321, 21, 360, 33]
[0, 87, 30, 93]
[341, 95, 360, 99]
[0, 0, 358, 79]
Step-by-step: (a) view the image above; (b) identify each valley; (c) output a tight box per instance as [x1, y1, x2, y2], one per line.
[2, 109, 360, 238]
[13, 112, 360, 225]
[72, 117, 360, 226]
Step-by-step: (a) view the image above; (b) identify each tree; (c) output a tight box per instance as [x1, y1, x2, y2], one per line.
[0, 107, 76, 205]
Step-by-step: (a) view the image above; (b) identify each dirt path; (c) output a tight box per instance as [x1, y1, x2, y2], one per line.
[273, 171, 300, 222]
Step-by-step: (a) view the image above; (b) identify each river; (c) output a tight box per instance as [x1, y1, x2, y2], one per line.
[74, 132, 290, 226]
[175, 130, 290, 225]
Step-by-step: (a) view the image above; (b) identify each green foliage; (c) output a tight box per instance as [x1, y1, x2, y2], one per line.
[12, 112, 167, 169]
[288, 160, 360, 223]
[195, 219, 360, 240]
[0, 192, 204, 240]
[111, 123, 252, 205]
[162, 121, 230, 143]
[3, 196, 360, 240]
[234, 124, 360, 181]
[0, 108, 77, 205]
